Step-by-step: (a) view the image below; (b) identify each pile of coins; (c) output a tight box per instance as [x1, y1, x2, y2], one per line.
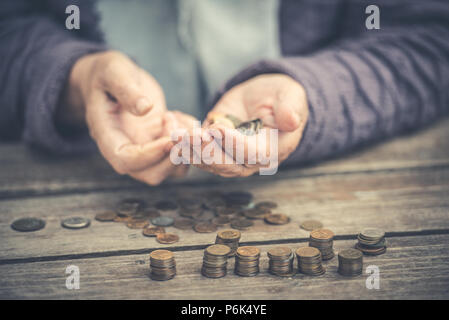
[207, 112, 263, 136]
[201, 244, 231, 278]
[235, 246, 260, 277]
[356, 228, 387, 255]
[215, 229, 241, 256]
[338, 248, 363, 277]
[309, 229, 335, 260]
[267, 247, 294, 277]
[296, 247, 326, 276]
[149, 250, 176, 281]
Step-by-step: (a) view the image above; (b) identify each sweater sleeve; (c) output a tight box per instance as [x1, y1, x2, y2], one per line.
[213, 8, 449, 166]
[0, 3, 106, 154]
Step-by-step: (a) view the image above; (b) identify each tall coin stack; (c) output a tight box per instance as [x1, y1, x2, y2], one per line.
[356, 228, 387, 255]
[234, 246, 260, 277]
[267, 247, 294, 277]
[338, 248, 363, 276]
[309, 229, 335, 260]
[215, 229, 241, 257]
[201, 244, 231, 278]
[295, 247, 326, 276]
[149, 249, 176, 281]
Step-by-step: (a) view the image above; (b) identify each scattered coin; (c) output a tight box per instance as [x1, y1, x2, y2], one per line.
[267, 247, 295, 277]
[173, 218, 195, 230]
[114, 215, 133, 223]
[142, 226, 165, 237]
[230, 218, 254, 230]
[95, 211, 117, 222]
[155, 200, 178, 211]
[235, 246, 261, 277]
[255, 201, 278, 210]
[149, 249, 176, 281]
[194, 222, 218, 233]
[236, 119, 263, 136]
[309, 229, 335, 260]
[215, 229, 241, 256]
[116, 198, 143, 216]
[264, 213, 290, 225]
[126, 219, 150, 229]
[215, 207, 239, 217]
[151, 216, 174, 227]
[212, 216, 231, 227]
[338, 248, 363, 277]
[156, 233, 180, 244]
[300, 220, 323, 231]
[61, 217, 91, 230]
[11, 218, 46, 232]
[295, 246, 326, 276]
[201, 244, 231, 278]
[179, 207, 203, 219]
[243, 207, 271, 220]
[193, 209, 216, 222]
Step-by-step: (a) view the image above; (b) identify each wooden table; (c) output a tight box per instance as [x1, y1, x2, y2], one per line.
[1, 119, 449, 300]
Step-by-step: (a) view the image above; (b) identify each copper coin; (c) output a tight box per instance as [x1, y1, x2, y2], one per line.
[230, 218, 253, 230]
[243, 208, 271, 220]
[217, 229, 241, 240]
[194, 222, 217, 233]
[212, 216, 231, 226]
[95, 211, 117, 222]
[150, 249, 174, 261]
[300, 220, 323, 231]
[113, 215, 133, 223]
[255, 201, 278, 210]
[237, 246, 260, 257]
[310, 229, 335, 240]
[295, 246, 321, 258]
[216, 207, 239, 217]
[264, 213, 290, 225]
[206, 244, 231, 256]
[140, 208, 161, 219]
[143, 226, 166, 237]
[173, 218, 195, 230]
[156, 233, 179, 244]
[126, 220, 150, 229]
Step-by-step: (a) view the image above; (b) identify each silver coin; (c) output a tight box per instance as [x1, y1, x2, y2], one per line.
[151, 216, 174, 227]
[11, 218, 46, 232]
[61, 217, 91, 229]
[360, 228, 385, 240]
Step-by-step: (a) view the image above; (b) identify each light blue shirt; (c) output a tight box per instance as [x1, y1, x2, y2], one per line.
[97, 0, 280, 118]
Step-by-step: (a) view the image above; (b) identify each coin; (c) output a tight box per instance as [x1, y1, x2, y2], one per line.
[310, 229, 334, 240]
[243, 207, 271, 220]
[360, 228, 385, 240]
[151, 216, 174, 227]
[202, 244, 231, 278]
[215, 229, 241, 257]
[116, 198, 143, 216]
[139, 208, 161, 219]
[309, 228, 335, 260]
[11, 218, 46, 232]
[216, 207, 239, 217]
[235, 246, 260, 277]
[142, 226, 165, 237]
[179, 207, 203, 219]
[126, 220, 150, 229]
[267, 247, 294, 277]
[173, 218, 195, 230]
[264, 213, 290, 225]
[236, 119, 263, 135]
[95, 211, 117, 222]
[255, 201, 278, 210]
[212, 216, 231, 227]
[114, 215, 133, 223]
[295, 246, 325, 276]
[149, 249, 176, 281]
[150, 249, 174, 261]
[155, 200, 178, 211]
[356, 228, 387, 255]
[206, 244, 232, 257]
[338, 248, 363, 277]
[230, 218, 254, 230]
[177, 197, 203, 210]
[300, 220, 323, 231]
[156, 233, 179, 244]
[194, 222, 218, 233]
[61, 217, 90, 229]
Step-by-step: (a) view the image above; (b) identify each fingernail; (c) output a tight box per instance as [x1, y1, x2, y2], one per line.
[136, 98, 152, 115]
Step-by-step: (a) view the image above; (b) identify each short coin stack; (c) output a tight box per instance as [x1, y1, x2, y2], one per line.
[356, 228, 387, 255]
[267, 247, 294, 277]
[338, 248, 363, 277]
[201, 244, 231, 278]
[309, 229, 335, 260]
[235, 246, 260, 277]
[149, 250, 176, 281]
[215, 229, 241, 257]
[295, 247, 326, 276]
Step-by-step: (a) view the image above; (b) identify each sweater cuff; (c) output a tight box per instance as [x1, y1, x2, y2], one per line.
[23, 40, 107, 154]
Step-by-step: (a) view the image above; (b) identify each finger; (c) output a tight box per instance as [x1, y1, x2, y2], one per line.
[86, 91, 173, 173]
[273, 82, 307, 132]
[130, 156, 177, 186]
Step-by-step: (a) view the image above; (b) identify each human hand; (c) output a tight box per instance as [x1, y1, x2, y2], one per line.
[58, 50, 187, 185]
[195, 74, 309, 177]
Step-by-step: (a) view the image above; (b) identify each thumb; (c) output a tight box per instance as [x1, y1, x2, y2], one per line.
[273, 84, 305, 132]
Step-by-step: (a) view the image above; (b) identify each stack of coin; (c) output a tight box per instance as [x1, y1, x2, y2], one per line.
[215, 229, 241, 257]
[309, 229, 335, 260]
[149, 250, 176, 281]
[356, 228, 387, 255]
[234, 246, 260, 277]
[201, 244, 231, 278]
[267, 247, 294, 277]
[338, 248, 363, 277]
[295, 247, 326, 276]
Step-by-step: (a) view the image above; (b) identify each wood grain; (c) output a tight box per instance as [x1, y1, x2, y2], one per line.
[1, 234, 448, 299]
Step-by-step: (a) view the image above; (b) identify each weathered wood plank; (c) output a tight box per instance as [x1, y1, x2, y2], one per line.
[1, 118, 449, 197]
[1, 167, 448, 261]
[1, 235, 448, 299]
